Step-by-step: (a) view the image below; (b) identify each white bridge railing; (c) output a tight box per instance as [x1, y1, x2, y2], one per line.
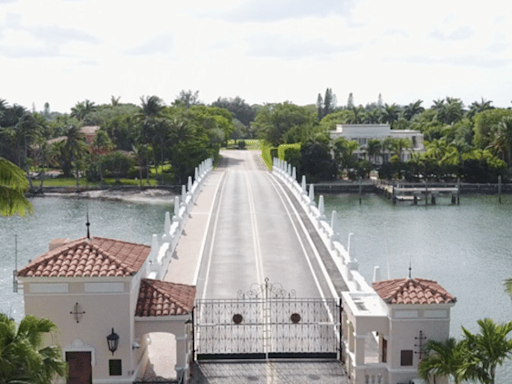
[271, 157, 374, 294]
[145, 157, 214, 280]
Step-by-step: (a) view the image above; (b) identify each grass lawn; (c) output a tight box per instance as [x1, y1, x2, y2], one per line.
[226, 139, 261, 150]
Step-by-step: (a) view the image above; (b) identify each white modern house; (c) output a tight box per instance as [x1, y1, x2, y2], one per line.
[330, 124, 425, 163]
[341, 275, 456, 384]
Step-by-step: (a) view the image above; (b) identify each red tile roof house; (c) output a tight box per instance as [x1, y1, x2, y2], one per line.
[340, 277, 456, 384]
[17, 236, 196, 384]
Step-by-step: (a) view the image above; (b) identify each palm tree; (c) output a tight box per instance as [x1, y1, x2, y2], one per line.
[435, 98, 465, 125]
[132, 144, 152, 186]
[91, 130, 114, 186]
[467, 98, 494, 119]
[348, 106, 364, 124]
[488, 116, 512, 167]
[136, 95, 164, 122]
[504, 278, 512, 300]
[419, 338, 465, 384]
[363, 109, 381, 124]
[380, 103, 400, 127]
[70, 99, 97, 122]
[111, 95, 121, 106]
[390, 138, 412, 161]
[0, 157, 33, 217]
[0, 313, 67, 383]
[62, 126, 87, 188]
[403, 100, 425, 121]
[460, 318, 512, 384]
[366, 138, 382, 164]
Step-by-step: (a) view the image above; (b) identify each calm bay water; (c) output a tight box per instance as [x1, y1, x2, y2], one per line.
[324, 193, 512, 382]
[0, 195, 172, 323]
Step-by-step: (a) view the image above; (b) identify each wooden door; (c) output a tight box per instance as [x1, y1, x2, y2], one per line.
[66, 351, 92, 384]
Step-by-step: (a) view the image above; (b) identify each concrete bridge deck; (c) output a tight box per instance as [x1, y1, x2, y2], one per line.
[142, 150, 349, 383]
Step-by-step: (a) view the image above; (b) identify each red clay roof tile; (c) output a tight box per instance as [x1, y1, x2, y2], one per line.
[135, 279, 196, 317]
[373, 278, 456, 305]
[18, 237, 151, 278]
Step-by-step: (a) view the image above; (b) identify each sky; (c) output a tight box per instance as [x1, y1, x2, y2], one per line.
[1, 0, 512, 114]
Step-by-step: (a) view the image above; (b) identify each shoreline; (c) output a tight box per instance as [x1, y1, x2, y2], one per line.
[28, 188, 177, 205]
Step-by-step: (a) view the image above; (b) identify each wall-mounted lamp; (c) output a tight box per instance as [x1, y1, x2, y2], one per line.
[107, 328, 119, 355]
[132, 342, 141, 350]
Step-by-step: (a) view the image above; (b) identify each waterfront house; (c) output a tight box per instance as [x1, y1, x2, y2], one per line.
[17, 236, 195, 384]
[330, 124, 425, 163]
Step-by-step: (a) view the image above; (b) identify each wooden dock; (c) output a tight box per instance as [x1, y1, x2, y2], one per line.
[376, 182, 460, 205]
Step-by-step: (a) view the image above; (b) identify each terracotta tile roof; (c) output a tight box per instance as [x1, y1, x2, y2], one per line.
[18, 237, 151, 278]
[373, 278, 456, 305]
[136, 279, 196, 317]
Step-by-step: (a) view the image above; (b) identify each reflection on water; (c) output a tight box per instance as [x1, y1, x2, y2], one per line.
[323, 193, 512, 382]
[0, 195, 172, 323]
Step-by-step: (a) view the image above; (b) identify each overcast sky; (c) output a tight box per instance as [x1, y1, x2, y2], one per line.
[1, 0, 512, 113]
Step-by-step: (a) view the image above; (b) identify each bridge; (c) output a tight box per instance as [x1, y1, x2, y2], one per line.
[143, 150, 450, 384]
[147, 150, 354, 383]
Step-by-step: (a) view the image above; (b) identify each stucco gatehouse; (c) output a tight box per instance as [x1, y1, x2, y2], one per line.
[17, 236, 195, 384]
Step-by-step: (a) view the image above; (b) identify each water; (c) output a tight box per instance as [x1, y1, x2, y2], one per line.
[0, 194, 172, 323]
[323, 193, 512, 382]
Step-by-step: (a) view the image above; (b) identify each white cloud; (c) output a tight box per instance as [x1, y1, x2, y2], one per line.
[220, 0, 355, 22]
[124, 33, 174, 56]
[1, 0, 512, 112]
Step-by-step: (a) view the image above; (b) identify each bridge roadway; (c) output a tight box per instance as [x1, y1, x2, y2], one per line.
[154, 150, 349, 383]
[194, 150, 346, 300]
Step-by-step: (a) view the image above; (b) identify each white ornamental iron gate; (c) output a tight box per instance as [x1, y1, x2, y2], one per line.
[193, 278, 341, 360]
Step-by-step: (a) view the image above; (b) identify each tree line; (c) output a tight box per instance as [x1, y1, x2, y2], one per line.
[254, 91, 512, 183]
[2, 90, 512, 190]
[0, 92, 258, 190]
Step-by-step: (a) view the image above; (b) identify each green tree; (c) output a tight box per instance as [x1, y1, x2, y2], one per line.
[70, 99, 97, 123]
[323, 88, 336, 118]
[366, 138, 382, 165]
[488, 116, 512, 167]
[102, 151, 134, 183]
[460, 319, 512, 384]
[61, 126, 87, 187]
[300, 134, 336, 182]
[504, 278, 512, 300]
[333, 137, 359, 176]
[253, 102, 315, 146]
[173, 90, 202, 108]
[132, 144, 152, 186]
[347, 92, 354, 109]
[0, 157, 33, 217]
[403, 100, 425, 121]
[211, 96, 255, 128]
[316, 93, 324, 120]
[318, 110, 354, 131]
[474, 109, 512, 149]
[436, 98, 464, 125]
[467, 98, 494, 120]
[381, 103, 400, 127]
[0, 313, 67, 383]
[419, 338, 465, 384]
[348, 106, 364, 124]
[363, 109, 381, 124]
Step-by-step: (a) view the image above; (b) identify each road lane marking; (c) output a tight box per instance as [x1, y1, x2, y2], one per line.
[243, 168, 264, 285]
[196, 171, 227, 300]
